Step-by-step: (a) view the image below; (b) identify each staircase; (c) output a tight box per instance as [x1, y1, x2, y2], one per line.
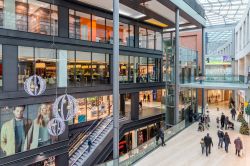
[69, 116, 113, 166]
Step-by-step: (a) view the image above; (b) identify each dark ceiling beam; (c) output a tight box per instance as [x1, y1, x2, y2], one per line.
[157, 0, 203, 28]
[120, 0, 175, 27]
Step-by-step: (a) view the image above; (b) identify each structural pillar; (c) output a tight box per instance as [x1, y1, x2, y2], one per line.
[175, 9, 180, 124]
[120, 94, 125, 116]
[112, 0, 119, 165]
[201, 27, 205, 113]
[131, 92, 139, 120]
[57, 50, 68, 87]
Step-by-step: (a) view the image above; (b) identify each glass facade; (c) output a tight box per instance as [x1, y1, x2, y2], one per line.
[73, 95, 113, 124]
[69, 9, 137, 47]
[119, 55, 161, 83]
[0, 104, 58, 158]
[0, 0, 58, 35]
[18, 46, 110, 89]
[139, 27, 162, 51]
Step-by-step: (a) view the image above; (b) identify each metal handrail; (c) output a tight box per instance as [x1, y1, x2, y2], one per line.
[69, 117, 106, 157]
[70, 116, 113, 166]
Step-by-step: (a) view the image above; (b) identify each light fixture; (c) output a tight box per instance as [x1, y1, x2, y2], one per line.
[35, 62, 46, 68]
[145, 18, 168, 28]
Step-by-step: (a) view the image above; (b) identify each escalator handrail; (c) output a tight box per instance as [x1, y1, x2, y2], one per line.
[70, 116, 113, 166]
[69, 117, 107, 157]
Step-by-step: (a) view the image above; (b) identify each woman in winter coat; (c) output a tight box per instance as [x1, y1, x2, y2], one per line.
[224, 132, 231, 153]
[234, 137, 243, 157]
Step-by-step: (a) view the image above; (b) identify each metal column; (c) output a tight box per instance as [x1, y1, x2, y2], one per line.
[201, 27, 205, 113]
[113, 0, 119, 165]
[175, 9, 180, 124]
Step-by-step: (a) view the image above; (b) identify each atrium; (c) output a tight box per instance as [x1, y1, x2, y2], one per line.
[0, 0, 250, 166]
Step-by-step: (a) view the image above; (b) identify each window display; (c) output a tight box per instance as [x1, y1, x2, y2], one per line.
[92, 15, 105, 43]
[74, 95, 113, 124]
[139, 27, 147, 49]
[92, 53, 109, 85]
[0, 104, 57, 158]
[119, 55, 129, 82]
[69, 9, 91, 41]
[0, 0, 58, 35]
[138, 57, 148, 83]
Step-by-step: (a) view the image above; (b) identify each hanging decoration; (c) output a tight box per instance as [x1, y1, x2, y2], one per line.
[24, 75, 46, 96]
[47, 118, 65, 136]
[53, 94, 78, 121]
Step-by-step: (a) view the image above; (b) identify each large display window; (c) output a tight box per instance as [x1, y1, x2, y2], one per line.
[138, 57, 148, 83]
[69, 9, 91, 41]
[0, 0, 58, 35]
[92, 15, 105, 43]
[119, 55, 129, 82]
[73, 95, 113, 124]
[0, 104, 58, 158]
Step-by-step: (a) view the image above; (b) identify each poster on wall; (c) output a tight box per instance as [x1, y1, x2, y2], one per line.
[0, 104, 57, 158]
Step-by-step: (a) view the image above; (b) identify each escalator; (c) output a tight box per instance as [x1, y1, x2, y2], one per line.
[69, 116, 113, 166]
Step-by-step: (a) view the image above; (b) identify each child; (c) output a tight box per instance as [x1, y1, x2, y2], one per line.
[200, 138, 205, 154]
[216, 116, 220, 128]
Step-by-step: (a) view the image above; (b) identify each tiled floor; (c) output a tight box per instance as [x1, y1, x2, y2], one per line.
[135, 102, 250, 166]
[125, 101, 164, 119]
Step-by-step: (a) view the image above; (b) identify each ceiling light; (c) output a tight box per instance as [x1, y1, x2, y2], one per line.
[145, 18, 168, 28]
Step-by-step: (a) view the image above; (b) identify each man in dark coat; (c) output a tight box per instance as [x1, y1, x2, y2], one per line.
[231, 108, 236, 120]
[217, 129, 224, 148]
[204, 133, 213, 156]
[234, 137, 243, 156]
[220, 113, 226, 128]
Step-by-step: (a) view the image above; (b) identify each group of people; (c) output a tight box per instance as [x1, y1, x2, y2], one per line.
[199, 106, 243, 157]
[200, 131, 243, 157]
[198, 114, 210, 132]
[216, 112, 234, 130]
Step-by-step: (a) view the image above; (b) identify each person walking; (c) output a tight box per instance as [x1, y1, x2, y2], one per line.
[220, 113, 225, 129]
[224, 132, 231, 153]
[225, 116, 229, 130]
[231, 107, 236, 120]
[204, 133, 213, 156]
[155, 127, 159, 145]
[87, 137, 92, 152]
[217, 129, 224, 149]
[200, 138, 205, 154]
[159, 126, 165, 146]
[234, 137, 243, 157]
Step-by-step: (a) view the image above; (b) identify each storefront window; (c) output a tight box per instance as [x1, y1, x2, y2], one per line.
[35, 48, 56, 88]
[0, 104, 58, 158]
[119, 55, 129, 83]
[156, 31, 162, 51]
[119, 22, 129, 46]
[0, 0, 57, 35]
[92, 53, 109, 85]
[18, 46, 34, 89]
[147, 29, 155, 50]
[75, 51, 91, 86]
[69, 9, 75, 38]
[129, 25, 134, 47]
[106, 19, 113, 44]
[0, 45, 2, 88]
[28, 1, 57, 35]
[139, 27, 147, 48]
[16, 0, 28, 32]
[92, 15, 105, 43]
[69, 10, 91, 41]
[138, 57, 147, 83]
[148, 58, 159, 82]
[73, 95, 112, 123]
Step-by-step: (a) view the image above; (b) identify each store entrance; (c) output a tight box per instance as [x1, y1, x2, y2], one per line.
[206, 89, 233, 112]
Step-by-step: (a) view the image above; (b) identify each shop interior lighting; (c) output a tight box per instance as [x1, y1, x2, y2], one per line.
[145, 18, 168, 28]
